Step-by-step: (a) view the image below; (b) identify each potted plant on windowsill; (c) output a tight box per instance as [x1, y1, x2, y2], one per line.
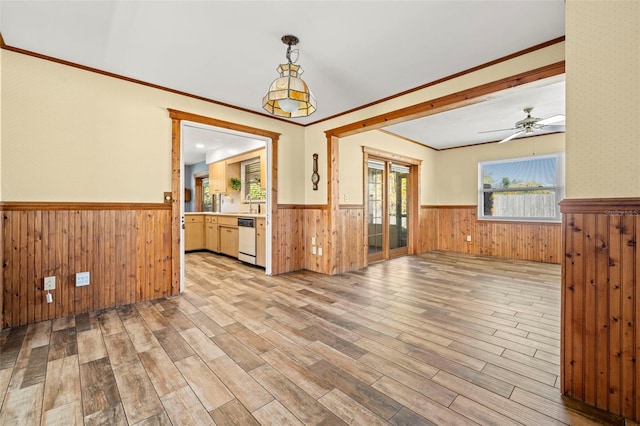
[229, 177, 241, 191]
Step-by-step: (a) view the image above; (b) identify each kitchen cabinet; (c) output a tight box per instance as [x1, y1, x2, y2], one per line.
[219, 226, 239, 257]
[209, 161, 226, 193]
[184, 215, 204, 250]
[256, 218, 266, 267]
[205, 216, 219, 252]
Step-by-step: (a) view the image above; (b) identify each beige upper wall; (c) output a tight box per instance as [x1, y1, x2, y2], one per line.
[565, 1, 640, 198]
[2, 40, 564, 205]
[340, 131, 438, 206]
[1, 50, 305, 203]
[437, 133, 565, 205]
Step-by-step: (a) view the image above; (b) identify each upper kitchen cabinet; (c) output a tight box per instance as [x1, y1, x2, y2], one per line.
[209, 161, 226, 193]
[208, 148, 266, 193]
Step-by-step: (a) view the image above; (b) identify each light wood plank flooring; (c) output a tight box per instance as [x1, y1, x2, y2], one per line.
[0, 251, 626, 425]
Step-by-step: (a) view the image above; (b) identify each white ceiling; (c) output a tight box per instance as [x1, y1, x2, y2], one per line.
[385, 75, 566, 150]
[0, 1, 566, 161]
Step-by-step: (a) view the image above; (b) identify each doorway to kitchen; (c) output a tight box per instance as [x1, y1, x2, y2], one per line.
[169, 109, 281, 292]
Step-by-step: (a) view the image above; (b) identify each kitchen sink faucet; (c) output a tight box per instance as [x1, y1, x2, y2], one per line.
[246, 194, 254, 214]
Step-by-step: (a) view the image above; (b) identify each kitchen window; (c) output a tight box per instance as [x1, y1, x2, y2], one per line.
[478, 153, 564, 222]
[242, 158, 266, 202]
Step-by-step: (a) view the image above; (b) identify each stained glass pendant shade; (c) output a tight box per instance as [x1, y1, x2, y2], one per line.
[262, 35, 316, 118]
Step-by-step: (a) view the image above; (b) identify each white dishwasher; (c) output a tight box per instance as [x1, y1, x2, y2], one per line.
[237, 217, 256, 264]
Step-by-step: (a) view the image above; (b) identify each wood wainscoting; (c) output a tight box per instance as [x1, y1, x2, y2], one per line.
[271, 205, 306, 275]
[279, 205, 366, 276]
[1, 202, 175, 329]
[337, 205, 366, 273]
[421, 205, 561, 264]
[560, 198, 640, 421]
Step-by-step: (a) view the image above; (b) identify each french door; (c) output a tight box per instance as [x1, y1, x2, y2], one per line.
[367, 158, 411, 263]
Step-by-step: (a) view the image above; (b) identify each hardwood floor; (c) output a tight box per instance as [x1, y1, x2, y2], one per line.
[0, 251, 626, 425]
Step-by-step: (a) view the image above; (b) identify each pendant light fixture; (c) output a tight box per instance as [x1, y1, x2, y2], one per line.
[262, 35, 316, 118]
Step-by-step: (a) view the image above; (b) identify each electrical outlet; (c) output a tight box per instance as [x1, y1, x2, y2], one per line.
[466, 235, 472, 242]
[311, 236, 316, 245]
[344, 194, 349, 202]
[318, 247, 323, 256]
[312, 246, 317, 255]
[76, 271, 90, 287]
[44, 276, 56, 291]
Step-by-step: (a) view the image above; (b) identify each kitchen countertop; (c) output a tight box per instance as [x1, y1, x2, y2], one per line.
[184, 212, 266, 218]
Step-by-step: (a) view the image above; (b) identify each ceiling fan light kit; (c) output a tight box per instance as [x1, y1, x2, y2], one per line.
[496, 107, 565, 144]
[262, 35, 317, 118]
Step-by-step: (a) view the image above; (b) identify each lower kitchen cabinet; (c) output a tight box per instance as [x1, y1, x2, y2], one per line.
[256, 218, 266, 267]
[205, 216, 219, 252]
[219, 226, 239, 258]
[184, 215, 204, 251]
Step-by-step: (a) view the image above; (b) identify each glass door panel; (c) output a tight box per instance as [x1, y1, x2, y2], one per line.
[367, 161, 385, 261]
[389, 164, 409, 256]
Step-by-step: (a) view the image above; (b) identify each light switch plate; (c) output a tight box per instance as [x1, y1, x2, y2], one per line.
[44, 276, 56, 291]
[76, 271, 90, 287]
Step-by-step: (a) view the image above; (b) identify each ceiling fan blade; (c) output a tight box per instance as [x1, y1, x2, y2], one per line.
[538, 114, 565, 125]
[498, 130, 525, 144]
[478, 127, 517, 134]
[543, 124, 565, 132]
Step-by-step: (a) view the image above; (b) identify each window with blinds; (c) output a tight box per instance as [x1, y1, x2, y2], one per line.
[242, 159, 266, 201]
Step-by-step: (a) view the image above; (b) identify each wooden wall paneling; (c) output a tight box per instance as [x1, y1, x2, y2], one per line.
[160, 209, 169, 297]
[170, 117, 181, 295]
[135, 210, 146, 302]
[7, 211, 17, 327]
[6, 210, 13, 327]
[608, 214, 622, 415]
[426, 206, 561, 264]
[92, 211, 102, 312]
[19, 211, 28, 325]
[418, 207, 438, 253]
[1, 203, 174, 329]
[0, 206, 6, 329]
[636, 214, 640, 422]
[327, 135, 340, 276]
[105, 210, 116, 308]
[354, 208, 365, 271]
[126, 211, 136, 305]
[571, 213, 585, 401]
[114, 210, 124, 306]
[273, 207, 304, 275]
[336, 207, 365, 274]
[305, 209, 318, 273]
[26, 211, 36, 324]
[144, 211, 155, 301]
[147, 211, 157, 300]
[620, 214, 635, 419]
[560, 198, 640, 422]
[0, 208, 3, 328]
[582, 213, 597, 407]
[59, 211, 70, 320]
[4, 210, 10, 326]
[563, 213, 574, 396]
[595, 213, 610, 411]
[32, 211, 42, 323]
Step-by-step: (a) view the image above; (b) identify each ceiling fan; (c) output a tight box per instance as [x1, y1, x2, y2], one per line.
[482, 107, 565, 144]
